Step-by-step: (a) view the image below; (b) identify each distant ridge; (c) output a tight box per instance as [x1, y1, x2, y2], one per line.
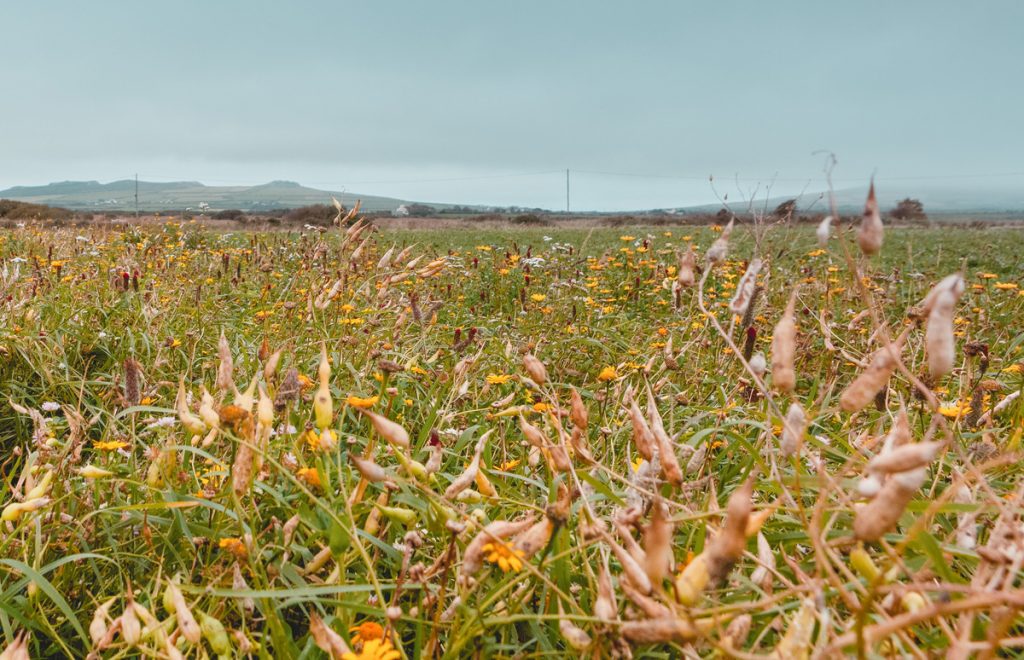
[0, 179, 423, 213]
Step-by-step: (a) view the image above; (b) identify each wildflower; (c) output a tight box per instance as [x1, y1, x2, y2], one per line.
[219, 537, 248, 559]
[349, 622, 385, 646]
[482, 541, 525, 572]
[530, 294, 546, 302]
[486, 374, 513, 385]
[345, 395, 380, 408]
[342, 638, 400, 660]
[938, 401, 970, 418]
[93, 440, 129, 451]
[597, 366, 618, 382]
[995, 282, 1019, 290]
[297, 467, 322, 488]
[41, 401, 60, 412]
[1003, 363, 1023, 374]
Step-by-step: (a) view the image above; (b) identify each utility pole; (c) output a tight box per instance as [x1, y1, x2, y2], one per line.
[134, 173, 139, 219]
[565, 168, 570, 213]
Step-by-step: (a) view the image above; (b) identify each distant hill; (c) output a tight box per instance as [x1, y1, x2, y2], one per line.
[679, 182, 1024, 216]
[0, 179, 425, 213]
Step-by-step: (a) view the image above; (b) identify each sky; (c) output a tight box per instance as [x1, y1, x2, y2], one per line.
[1, 1, 1023, 211]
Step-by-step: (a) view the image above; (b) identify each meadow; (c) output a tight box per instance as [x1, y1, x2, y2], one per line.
[0, 213, 1022, 658]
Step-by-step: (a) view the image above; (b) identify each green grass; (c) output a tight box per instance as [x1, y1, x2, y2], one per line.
[0, 221, 1022, 658]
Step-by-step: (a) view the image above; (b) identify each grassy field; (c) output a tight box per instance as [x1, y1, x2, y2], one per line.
[0, 219, 1022, 658]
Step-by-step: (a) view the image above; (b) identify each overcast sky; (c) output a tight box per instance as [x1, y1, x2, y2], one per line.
[1, 1, 1022, 210]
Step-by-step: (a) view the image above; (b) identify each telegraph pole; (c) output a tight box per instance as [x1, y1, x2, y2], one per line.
[134, 173, 139, 219]
[565, 168, 570, 213]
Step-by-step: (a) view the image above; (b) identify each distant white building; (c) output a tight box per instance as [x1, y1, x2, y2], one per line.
[198, 202, 210, 211]
[393, 204, 410, 217]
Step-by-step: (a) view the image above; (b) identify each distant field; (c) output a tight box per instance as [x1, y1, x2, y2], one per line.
[0, 222, 1021, 657]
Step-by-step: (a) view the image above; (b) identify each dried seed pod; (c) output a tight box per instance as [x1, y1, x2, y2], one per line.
[675, 479, 753, 604]
[647, 389, 682, 487]
[359, 409, 410, 448]
[90, 597, 116, 646]
[546, 440, 573, 472]
[513, 517, 555, 559]
[866, 440, 944, 475]
[444, 431, 489, 499]
[216, 333, 234, 393]
[602, 532, 653, 595]
[230, 441, 255, 496]
[706, 218, 734, 264]
[685, 443, 707, 475]
[594, 556, 618, 623]
[774, 597, 816, 659]
[349, 453, 389, 483]
[424, 442, 443, 475]
[816, 215, 832, 246]
[167, 580, 201, 644]
[677, 245, 697, 287]
[627, 397, 656, 461]
[729, 258, 762, 317]
[882, 406, 912, 452]
[460, 517, 536, 578]
[839, 333, 906, 413]
[518, 415, 547, 448]
[569, 387, 588, 430]
[313, 344, 333, 430]
[620, 617, 704, 644]
[858, 182, 884, 255]
[749, 352, 767, 379]
[308, 614, 350, 659]
[954, 484, 977, 550]
[771, 290, 798, 393]
[557, 605, 592, 650]
[923, 274, 965, 379]
[175, 378, 207, 436]
[854, 466, 928, 542]
[779, 402, 806, 457]
[263, 347, 282, 381]
[641, 500, 674, 584]
[748, 531, 775, 590]
[724, 613, 752, 649]
[522, 353, 548, 385]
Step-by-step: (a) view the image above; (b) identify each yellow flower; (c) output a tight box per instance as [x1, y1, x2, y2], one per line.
[938, 401, 970, 419]
[978, 273, 998, 279]
[345, 395, 380, 408]
[1003, 363, 1023, 374]
[219, 537, 248, 559]
[349, 622, 385, 646]
[496, 459, 521, 472]
[297, 467, 322, 488]
[530, 294, 547, 302]
[806, 249, 826, 257]
[995, 282, 1019, 290]
[532, 402, 551, 413]
[342, 638, 400, 660]
[597, 366, 618, 382]
[93, 440, 129, 451]
[482, 541, 525, 572]
[486, 374, 513, 385]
